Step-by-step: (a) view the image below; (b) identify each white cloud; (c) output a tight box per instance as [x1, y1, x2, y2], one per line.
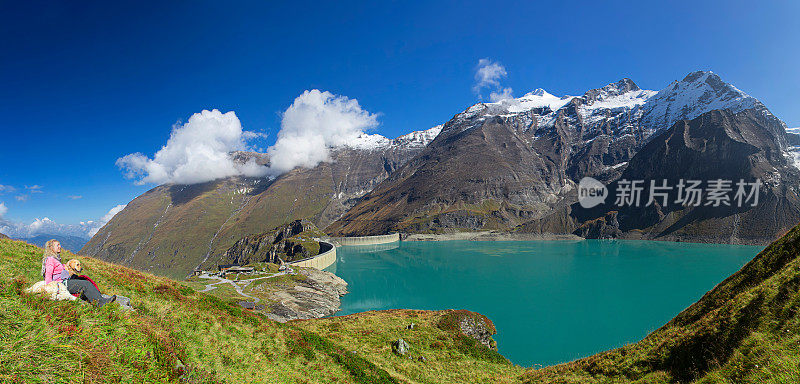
[474, 59, 507, 91]
[490, 87, 514, 102]
[473, 58, 513, 101]
[0, 203, 127, 239]
[15, 195, 28, 202]
[117, 109, 268, 185]
[1, 217, 84, 239]
[67, 195, 82, 200]
[266, 89, 379, 175]
[86, 204, 126, 237]
[0, 202, 7, 218]
[26, 185, 43, 193]
[117, 92, 379, 182]
[0, 185, 15, 194]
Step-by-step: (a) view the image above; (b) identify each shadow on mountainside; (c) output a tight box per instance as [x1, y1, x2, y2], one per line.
[168, 181, 221, 206]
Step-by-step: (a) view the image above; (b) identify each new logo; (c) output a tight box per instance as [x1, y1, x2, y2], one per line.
[578, 177, 608, 208]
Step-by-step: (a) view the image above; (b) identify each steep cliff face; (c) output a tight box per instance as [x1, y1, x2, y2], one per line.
[521, 109, 800, 244]
[81, 129, 439, 278]
[221, 219, 324, 266]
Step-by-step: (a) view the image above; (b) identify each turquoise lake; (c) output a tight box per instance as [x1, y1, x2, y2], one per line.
[327, 240, 763, 367]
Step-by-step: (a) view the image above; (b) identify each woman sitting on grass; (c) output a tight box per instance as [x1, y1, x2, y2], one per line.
[41, 239, 116, 307]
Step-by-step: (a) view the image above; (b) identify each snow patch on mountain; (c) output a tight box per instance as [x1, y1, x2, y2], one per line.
[493, 89, 576, 113]
[784, 147, 800, 170]
[344, 125, 443, 150]
[345, 132, 392, 149]
[784, 126, 800, 170]
[640, 71, 760, 132]
[584, 89, 657, 111]
[393, 125, 443, 147]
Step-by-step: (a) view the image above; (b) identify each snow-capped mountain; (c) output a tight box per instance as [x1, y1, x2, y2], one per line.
[344, 125, 443, 150]
[91, 69, 799, 275]
[392, 125, 443, 148]
[641, 71, 759, 130]
[330, 70, 799, 241]
[440, 70, 791, 178]
[496, 88, 575, 113]
[465, 71, 776, 140]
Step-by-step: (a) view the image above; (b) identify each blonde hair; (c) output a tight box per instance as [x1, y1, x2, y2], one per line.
[43, 239, 60, 258]
[40, 239, 61, 278]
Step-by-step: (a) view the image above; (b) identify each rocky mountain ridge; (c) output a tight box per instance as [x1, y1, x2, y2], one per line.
[520, 108, 800, 243]
[328, 71, 799, 241]
[84, 70, 800, 277]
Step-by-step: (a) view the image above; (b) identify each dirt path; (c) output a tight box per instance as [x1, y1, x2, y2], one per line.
[197, 269, 293, 303]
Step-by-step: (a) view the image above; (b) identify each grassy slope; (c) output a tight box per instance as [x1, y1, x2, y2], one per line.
[294, 309, 517, 384]
[8, 218, 800, 383]
[83, 172, 337, 280]
[0, 238, 520, 383]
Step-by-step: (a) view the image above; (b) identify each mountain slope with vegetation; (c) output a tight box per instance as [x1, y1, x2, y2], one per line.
[0, 237, 521, 383]
[7, 218, 800, 382]
[219, 219, 327, 268]
[81, 139, 433, 279]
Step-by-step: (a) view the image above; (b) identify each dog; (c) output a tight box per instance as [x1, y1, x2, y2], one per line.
[26, 281, 77, 301]
[64, 259, 82, 276]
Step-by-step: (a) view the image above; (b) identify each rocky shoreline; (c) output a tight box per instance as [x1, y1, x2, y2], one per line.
[404, 231, 582, 242]
[402, 230, 774, 246]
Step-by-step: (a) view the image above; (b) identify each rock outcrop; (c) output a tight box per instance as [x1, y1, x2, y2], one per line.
[392, 339, 410, 356]
[263, 267, 348, 322]
[437, 309, 499, 350]
[222, 219, 322, 265]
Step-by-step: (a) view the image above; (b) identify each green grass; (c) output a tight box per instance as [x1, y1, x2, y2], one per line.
[6, 218, 800, 383]
[0, 238, 519, 383]
[293, 309, 522, 384]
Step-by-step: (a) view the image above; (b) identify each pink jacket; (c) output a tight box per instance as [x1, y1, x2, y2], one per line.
[44, 256, 68, 284]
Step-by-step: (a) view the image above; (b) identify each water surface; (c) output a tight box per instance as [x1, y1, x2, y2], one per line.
[329, 240, 762, 367]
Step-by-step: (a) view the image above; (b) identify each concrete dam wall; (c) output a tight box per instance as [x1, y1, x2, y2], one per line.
[333, 233, 400, 246]
[288, 241, 336, 270]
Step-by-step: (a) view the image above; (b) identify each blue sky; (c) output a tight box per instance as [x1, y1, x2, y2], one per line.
[1, 0, 798, 236]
